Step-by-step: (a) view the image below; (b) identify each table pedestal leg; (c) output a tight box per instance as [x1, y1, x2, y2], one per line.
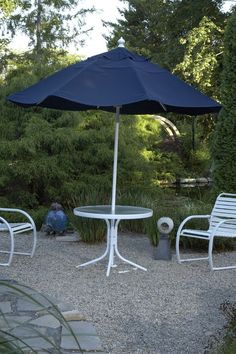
[106, 219, 147, 276]
[77, 218, 147, 276]
[76, 219, 110, 268]
[106, 219, 118, 276]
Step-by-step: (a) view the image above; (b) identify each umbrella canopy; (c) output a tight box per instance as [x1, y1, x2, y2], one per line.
[7, 38, 222, 211]
[7, 40, 221, 116]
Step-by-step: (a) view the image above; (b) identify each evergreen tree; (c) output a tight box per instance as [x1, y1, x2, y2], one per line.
[105, 0, 225, 70]
[1, 0, 94, 56]
[0, 52, 80, 207]
[211, 7, 236, 192]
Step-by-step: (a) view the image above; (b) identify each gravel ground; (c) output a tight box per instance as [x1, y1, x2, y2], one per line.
[1, 231, 236, 354]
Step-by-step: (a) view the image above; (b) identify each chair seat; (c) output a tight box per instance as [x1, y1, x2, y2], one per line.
[181, 229, 211, 238]
[0, 223, 33, 232]
[182, 228, 236, 238]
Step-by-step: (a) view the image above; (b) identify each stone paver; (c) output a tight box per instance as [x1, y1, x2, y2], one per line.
[17, 298, 46, 312]
[17, 335, 57, 350]
[29, 314, 60, 328]
[0, 301, 11, 313]
[0, 279, 107, 353]
[62, 320, 98, 335]
[61, 321, 103, 351]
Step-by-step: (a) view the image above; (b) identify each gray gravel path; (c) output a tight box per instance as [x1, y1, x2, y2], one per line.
[1, 232, 236, 354]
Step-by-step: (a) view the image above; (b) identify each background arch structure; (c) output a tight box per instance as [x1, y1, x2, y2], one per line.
[151, 115, 181, 139]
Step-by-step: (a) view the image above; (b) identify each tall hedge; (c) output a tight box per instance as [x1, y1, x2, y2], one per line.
[211, 8, 236, 192]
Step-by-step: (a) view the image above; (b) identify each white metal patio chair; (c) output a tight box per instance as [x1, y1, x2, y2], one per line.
[0, 208, 37, 266]
[176, 193, 236, 271]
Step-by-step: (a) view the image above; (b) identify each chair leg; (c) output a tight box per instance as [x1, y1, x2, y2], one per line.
[30, 226, 37, 258]
[208, 235, 236, 271]
[0, 226, 37, 266]
[208, 235, 214, 270]
[12, 225, 37, 258]
[0, 228, 14, 266]
[176, 231, 181, 263]
[176, 233, 209, 263]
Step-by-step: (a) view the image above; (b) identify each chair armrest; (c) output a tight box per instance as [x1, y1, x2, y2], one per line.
[0, 208, 36, 227]
[177, 214, 211, 235]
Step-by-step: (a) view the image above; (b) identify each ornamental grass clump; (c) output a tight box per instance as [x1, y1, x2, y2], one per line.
[0, 280, 84, 353]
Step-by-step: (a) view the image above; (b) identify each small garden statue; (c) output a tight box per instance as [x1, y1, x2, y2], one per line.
[44, 202, 68, 235]
[154, 217, 174, 260]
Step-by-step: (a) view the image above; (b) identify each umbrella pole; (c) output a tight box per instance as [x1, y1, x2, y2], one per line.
[111, 106, 121, 212]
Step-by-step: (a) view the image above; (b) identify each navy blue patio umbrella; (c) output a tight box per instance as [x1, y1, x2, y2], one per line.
[7, 38, 222, 211]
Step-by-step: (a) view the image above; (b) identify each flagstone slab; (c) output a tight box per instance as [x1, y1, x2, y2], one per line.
[0, 315, 31, 329]
[61, 320, 102, 351]
[61, 333, 103, 351]
[29, 314, 61, 328]
[17, 335, 56, 350]
[0, 301, 11, 313]
[17, 298, 46, 312]
[62, 320, 97, 335]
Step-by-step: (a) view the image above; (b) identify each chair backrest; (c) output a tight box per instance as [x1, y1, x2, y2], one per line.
[210, 193, 236, 234]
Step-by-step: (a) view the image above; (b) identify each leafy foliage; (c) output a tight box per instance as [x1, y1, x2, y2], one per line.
[174, 16, 224, 100]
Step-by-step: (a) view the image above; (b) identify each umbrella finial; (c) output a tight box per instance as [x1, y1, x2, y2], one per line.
[117, 37, 125, 47]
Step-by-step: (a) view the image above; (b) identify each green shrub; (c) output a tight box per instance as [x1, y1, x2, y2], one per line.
[29, 206, 49, 230]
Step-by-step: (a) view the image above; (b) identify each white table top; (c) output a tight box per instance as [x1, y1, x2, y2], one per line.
[73, 205, 153, 220]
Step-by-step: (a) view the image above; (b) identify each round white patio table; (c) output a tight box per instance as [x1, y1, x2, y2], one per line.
[73, 205, 153, 276]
